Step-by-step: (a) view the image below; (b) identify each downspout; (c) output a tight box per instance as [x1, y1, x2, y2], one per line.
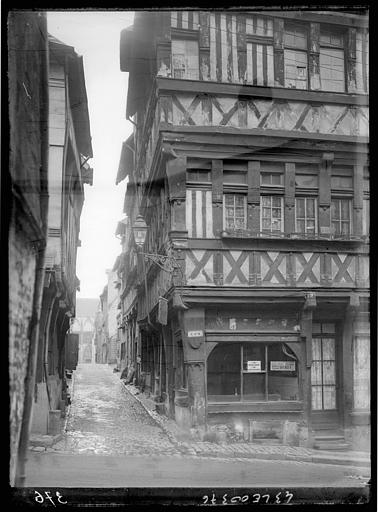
[15, 14, 49, 487]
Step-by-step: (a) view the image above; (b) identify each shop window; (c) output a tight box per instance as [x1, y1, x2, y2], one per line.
[284, 23, 308, 89]
[353, 335, 370, 409]
[261, 196, 283, 232]
[171, 38, 199, 80]
[331, 198, 352, 236]
[295, 197, 317, 234]
[223, 194, 247, 230]
[207, 342, 299, 402]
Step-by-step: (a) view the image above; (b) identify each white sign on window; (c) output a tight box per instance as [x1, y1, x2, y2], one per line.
[247, 360, 261, 371]
[270, 361, 296, 371]
[187, 330, 203, 338]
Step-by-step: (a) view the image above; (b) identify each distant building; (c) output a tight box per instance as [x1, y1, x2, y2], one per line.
[71, 298, 99, 363]
[118, 10, 369, 450]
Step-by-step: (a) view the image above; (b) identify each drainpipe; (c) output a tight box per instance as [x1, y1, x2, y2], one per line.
[15, 15, 49, 486]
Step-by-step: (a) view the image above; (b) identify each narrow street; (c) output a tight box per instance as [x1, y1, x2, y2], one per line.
[24, 364, 370, 492]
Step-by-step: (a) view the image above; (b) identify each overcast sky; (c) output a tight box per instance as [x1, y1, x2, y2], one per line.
[47, 10, 135, 300]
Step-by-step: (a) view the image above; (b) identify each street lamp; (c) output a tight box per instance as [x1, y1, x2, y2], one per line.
[131, 214, 187, 309]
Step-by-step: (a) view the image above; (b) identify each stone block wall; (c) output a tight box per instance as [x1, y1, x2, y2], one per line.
[9, 216, 37, 485]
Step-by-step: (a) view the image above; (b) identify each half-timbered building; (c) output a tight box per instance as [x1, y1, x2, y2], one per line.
[118, 10, 369, 450]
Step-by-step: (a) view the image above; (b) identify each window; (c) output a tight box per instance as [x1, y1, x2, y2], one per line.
[223, 194, 247, 230]
[187, 169, 211, 182]
[207, 342, 299, 402]
[246, 42, 275, 87]
[261, 173, 283, 186]
[295, 174, 318, 188]
[261, 196, 283, 232]
[284, 23, 308, 89]
[295, 197, 317, 234]
[171, 38, 199, 80]
[320, 28, 345, 92]
[331, 199, 352, 236]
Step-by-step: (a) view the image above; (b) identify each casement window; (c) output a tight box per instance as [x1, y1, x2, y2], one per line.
[284, 23, 308, 89]
[295, 197, 317, 234]
[223, 194, 247, 230]
[353, 335, 370, 409]
[319, 28, 345, 92]
[207, 342, 299, 402]
[331, 198, 352, 236]
[171, 38, 199, 80]
[261, 196, 283, 232]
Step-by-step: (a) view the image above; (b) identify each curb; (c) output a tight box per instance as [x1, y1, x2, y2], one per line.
[122, 382, 185, 453]
[122, 383, 371, 469]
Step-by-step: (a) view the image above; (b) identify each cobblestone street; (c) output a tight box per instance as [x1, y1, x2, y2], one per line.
[52, 363, 180, 456]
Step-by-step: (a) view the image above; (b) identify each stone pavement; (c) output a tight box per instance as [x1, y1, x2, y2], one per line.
[124, 383, 371, 470]
[28, 364, 370, 472]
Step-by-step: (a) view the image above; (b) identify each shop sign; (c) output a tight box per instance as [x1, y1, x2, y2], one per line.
[188, 330, 204, 338]
[270, 361, 296, 371]
[247, 360, 261, 371]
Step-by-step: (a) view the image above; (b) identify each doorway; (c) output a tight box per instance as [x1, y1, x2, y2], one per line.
[311, 323, 339, 429]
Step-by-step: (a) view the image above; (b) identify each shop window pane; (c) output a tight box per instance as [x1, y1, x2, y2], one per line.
[354, 336, 370, 409]
[207, 343, 241, 400]
[243, 344, 265, 371]
[243, 373, 265, 401]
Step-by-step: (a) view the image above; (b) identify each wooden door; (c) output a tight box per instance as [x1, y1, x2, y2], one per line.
[311, 323, 339, 429]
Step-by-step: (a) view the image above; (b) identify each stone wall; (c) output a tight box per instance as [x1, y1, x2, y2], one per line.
[9, 215, 37, 485]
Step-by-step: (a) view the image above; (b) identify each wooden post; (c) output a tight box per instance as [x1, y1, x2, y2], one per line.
[309, 23, 320, 90]
[212, 160, 223, 236]
[347, 28, 357, 93]
[318, 153, 333, 236]
[284, 162, 295, 234]
[273, 18, 284, 87]
[199, 12, 210, 81]
[248, 161, 260, 233]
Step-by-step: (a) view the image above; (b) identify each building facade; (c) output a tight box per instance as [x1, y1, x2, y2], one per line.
[8, 11, 49, 486]
[118, 10, 369, 449]
[31, 35, 93, 435]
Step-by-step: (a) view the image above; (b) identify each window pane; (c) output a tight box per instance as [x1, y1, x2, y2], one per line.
[272, 196, 281, 208]
[172, 39, 199, 80]
[243, 373, 266, 401]
[261, 196, 270, 207]
[323, 386, 336, 409]
[323, 361, 336, 385]
[312, 338, 322, 359]
[271, 174, 283, 185]
[243, 344, 265, 371]
[340, 200, 350, 220]
[331, 200, 339, 220]
[320, 48, 345, 92]
[297, 220, 305, 233]
[296, 198, 305, 217]
[284, 49, 308, 89]
[306, 198, 315, 217]
[284, 24, 307, 49]
[312, 386, 323, 409]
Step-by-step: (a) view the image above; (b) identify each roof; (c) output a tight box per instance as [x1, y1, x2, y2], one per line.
[48, 33, 93, 159]
[116, 134, 134, 185]
[75, 298, 99, 318]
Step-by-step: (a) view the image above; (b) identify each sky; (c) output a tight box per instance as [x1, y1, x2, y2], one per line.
[47, 10, 135, 299]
